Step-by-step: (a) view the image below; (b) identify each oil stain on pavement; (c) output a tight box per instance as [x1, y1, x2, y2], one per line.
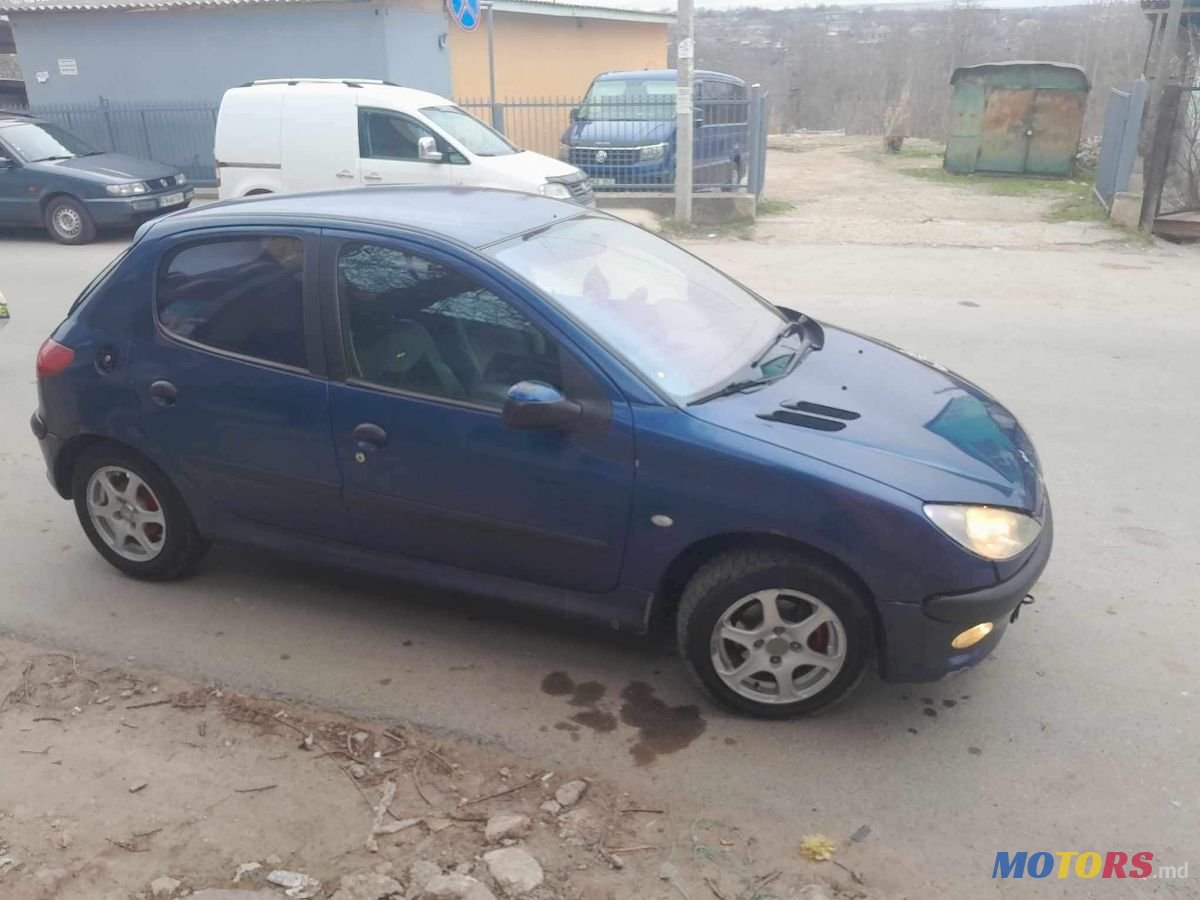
[619, 681, 706, 766]
[541, 672, 707, 763]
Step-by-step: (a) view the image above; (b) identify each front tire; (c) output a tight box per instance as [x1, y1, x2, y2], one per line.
[44, 196, 97, 245]
[677, 550, 873, 718]
[71, 443, 208, 580]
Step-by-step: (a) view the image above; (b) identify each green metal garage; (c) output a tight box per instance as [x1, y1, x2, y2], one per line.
[945, 61, 1090, 178]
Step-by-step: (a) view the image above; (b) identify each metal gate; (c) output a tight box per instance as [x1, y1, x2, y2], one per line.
[1094, 81, 1148, 209]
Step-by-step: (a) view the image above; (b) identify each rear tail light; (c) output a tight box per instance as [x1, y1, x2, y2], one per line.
[36, 338, 74, 378]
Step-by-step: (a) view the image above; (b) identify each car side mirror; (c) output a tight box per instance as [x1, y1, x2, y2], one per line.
[418, 136, 444, 163]
[502, 381, 582, 430]
[569, 107, 580, 122]
[0, 156, 13, 170]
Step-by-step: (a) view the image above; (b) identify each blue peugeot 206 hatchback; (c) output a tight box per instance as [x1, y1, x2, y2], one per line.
[31, 188, 1052, 718]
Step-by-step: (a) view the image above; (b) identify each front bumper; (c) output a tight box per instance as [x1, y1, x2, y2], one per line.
[86, 188, 194, 226]
[879, 500, 1054, 682]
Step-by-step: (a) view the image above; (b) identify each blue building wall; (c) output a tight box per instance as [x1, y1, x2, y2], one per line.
[11, 1, 452, 106]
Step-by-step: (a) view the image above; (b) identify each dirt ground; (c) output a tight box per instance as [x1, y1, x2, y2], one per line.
[756, 134, 1133, 250]
[0, 637, 881, 900]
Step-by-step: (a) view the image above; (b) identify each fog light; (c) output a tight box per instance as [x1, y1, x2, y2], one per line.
[951, 622, 994, 650]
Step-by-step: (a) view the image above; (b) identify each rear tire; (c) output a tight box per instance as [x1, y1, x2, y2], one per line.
[677, 549, 873, 718]
[44, 196, 97, 245]
[71, 443, 209, 580]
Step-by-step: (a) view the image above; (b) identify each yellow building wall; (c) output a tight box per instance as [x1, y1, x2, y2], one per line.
[449, 13, 668, 155]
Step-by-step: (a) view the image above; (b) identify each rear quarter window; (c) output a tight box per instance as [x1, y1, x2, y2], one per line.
[155, 236, 307, 369]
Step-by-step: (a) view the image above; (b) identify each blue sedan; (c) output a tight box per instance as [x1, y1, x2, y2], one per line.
[30, 187, 1051, 717]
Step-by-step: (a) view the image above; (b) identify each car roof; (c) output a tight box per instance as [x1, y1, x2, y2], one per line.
[232, 79, 453, 111]
[153, 187, 587, 249]
[0, 112, 44, 127]
[595, 69, 742, 83]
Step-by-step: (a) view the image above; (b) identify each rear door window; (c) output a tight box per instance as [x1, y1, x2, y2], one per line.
[156, 236, 307, 369]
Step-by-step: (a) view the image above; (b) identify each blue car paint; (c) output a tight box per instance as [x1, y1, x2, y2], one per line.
[0, 115, 193, 232]
[33, 187, 1051, 685]
[561, 70, 748, 186]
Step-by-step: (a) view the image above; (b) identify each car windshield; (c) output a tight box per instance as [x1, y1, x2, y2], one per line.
[421, 106, 517, 157]
[2, 121, 96, 162]
[578, 78, 675, 122]
[487, 215, 786, 401]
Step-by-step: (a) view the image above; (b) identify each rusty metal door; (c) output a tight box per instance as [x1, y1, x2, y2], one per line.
[978, 89, 1036, 173]
[1026, 90, 1085, 176]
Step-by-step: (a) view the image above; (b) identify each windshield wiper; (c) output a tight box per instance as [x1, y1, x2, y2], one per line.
[36, 154, 77, 162]
[751, 320, 806, 368]
[688, 376, 779, 406]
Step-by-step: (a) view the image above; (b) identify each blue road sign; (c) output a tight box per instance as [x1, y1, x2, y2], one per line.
[448, 0, 480, 31]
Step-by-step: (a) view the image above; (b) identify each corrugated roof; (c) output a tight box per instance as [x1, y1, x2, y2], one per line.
[0, 0, 674, 19]
[950, 61, 1090, 89]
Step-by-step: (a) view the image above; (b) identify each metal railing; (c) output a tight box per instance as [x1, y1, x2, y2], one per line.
[460, 92, 769, 193]
[4, 98, 219, 186]
[4, 91, 770, 196]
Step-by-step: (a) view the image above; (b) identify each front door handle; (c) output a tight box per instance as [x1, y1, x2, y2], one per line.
[363, 172, 383, 183]
[149, 379, 177, 407]
[353, 422, 387, 451]
[335, 169, 354, 179]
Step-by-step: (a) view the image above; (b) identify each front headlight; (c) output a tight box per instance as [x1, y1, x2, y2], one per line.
[105, 181, 149, 196]
[559, 143, 571, 162]
[639, 142, 669, 161]
[176, 173, 188, 186]
[924, 504, 1041, 561]
[539, 182, 573, 201]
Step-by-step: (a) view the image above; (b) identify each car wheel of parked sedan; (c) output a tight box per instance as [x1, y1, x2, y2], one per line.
[71, 443, 209, 580]
[677, 550, 873, 718]
[44, 196, 97, 245]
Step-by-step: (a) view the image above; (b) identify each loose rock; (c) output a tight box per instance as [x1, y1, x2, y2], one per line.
[149, 876, 181, 898]
[538, 800, 561, 816]
[350, 763, 368, 779]
[330, 872, 405, 900]
[267, 870, 321, 899]
[408, 861, 442, 893]
[483, 848, 544, 894]
[422, 873, 496, 900]
[485, 813, 530, 843]
[554, 780, 587, 808]
[233, 862, 261, 883]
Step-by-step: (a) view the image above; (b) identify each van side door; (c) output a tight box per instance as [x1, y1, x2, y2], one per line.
[280, 89, 360, 193]
[357, 108, 460, 188]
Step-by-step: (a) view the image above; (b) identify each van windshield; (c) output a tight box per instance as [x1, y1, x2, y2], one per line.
[578, 79, 675, 122]
[421, 106, 517, 157]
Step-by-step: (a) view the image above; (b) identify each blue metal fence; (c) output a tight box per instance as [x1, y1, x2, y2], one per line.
[38, 99, 219, 186]
[1094, 81, 1148, 210]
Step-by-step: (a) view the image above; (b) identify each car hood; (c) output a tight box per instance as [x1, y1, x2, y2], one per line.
[474, 149, 581, 186]
[686, 324, 1044, 511]
[45, 153, 178, 183]
[562, 118, 675, 147]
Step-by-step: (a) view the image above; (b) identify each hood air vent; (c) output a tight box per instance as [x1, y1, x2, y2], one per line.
[758, 400, 861, 432]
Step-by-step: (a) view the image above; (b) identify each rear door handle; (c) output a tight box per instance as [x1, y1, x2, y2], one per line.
[363, 172, 383, 183]
[335, 169, 354, 179]
[149, 379, 177, 407]
[353, 422, 387, 451]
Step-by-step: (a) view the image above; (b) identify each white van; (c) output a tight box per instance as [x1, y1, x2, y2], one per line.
[215, 79, 593, 205]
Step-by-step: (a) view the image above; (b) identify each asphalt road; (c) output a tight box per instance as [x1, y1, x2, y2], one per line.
[1, 225, 1197, 897]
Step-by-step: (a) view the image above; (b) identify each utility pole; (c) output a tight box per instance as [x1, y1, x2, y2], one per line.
[674, 0, 695, 225]
[485, 2, 499, 131]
